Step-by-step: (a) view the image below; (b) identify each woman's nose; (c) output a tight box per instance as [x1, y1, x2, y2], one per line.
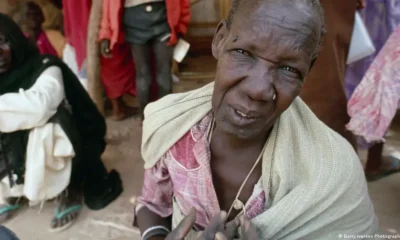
[246, 66, 275, 102]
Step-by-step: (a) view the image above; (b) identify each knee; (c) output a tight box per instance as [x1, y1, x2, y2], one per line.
[136, 75, 151, 92]
[156, 75, 172, 91]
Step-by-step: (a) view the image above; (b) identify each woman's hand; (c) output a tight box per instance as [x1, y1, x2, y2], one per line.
[165, 209, 237, 240]
[237, 216, 258, 240]
[100, 39, 112, 58]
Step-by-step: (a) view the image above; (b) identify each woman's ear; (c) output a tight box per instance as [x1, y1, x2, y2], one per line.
[212, 21, 228, 60]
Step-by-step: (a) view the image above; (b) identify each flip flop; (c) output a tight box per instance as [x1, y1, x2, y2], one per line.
[0, 204, 22, 224]
[366, 156, 400, 182]
[49, 204, 82, 232]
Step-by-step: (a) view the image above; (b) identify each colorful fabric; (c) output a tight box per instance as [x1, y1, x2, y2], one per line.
[98, 0, 160, 99]
[36, 31, 58, 56]
[98, 0, 136, 99]
[62, 0, 91, 70]
[99, 0, 190, 47]
[100, 43, 136, 98]
[136, 112, 265, 230]
[347, 25, 400, 143]
[140, 82, 377, 239]
[345, 0, 400, 99]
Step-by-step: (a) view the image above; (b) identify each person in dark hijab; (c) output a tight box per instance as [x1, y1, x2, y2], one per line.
[0, 13, 122, 232]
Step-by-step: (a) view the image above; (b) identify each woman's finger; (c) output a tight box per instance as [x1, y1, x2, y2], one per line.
[223, 217, 240, 238]
[172, 208, 197, 239]
[239, 216, 258, 239]
[215, 232, 228, 240]
[202, 211, 227, 239]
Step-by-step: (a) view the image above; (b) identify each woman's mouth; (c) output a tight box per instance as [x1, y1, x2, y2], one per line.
[229, 106, 261, 126]
[234, 109, 253, 118]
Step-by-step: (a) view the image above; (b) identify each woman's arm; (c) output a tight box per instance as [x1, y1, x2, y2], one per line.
[177, 0, 191, 36]
[134, 157, 174, 238]
[0, 66, 65, 132]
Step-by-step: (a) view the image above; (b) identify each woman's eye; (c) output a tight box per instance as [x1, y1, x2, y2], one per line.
[280, 66, 301, 78]
[235, 49, 250, 56]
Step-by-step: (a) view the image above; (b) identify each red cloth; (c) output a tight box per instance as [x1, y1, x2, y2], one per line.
[100, 43, 136, 98]
[62, 0, 91, 70]
[25, 31, 58, 56]
[165, 0, 191, 46]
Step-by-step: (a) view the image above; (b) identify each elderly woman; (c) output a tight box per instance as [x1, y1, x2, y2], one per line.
[0, 14, 122, 231]
[135, 0, 378, 239]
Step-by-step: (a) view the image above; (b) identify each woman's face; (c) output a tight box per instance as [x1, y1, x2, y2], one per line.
[0, 29, 12, 75]
[211, 1, 321, 140]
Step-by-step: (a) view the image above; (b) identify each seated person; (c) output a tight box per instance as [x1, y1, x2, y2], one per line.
[134, 0, 378, 239]
[20, 1, 59, 56]
[0, 14, 122, 232]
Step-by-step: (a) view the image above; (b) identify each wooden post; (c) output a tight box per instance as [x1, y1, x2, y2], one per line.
[219, 0, 231, 20]
[86, 0, 104, 115]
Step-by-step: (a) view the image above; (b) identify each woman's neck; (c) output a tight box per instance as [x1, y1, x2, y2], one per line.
[210, 126, 270, 160]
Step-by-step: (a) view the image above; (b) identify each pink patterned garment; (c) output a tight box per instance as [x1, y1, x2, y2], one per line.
[135, 113, 266, 230]
[347, 25, 400, 143]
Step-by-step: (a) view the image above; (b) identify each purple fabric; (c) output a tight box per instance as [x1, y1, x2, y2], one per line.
[345, 0, 400, 99]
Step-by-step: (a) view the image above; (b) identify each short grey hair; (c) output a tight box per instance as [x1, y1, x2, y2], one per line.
[226, 0, 327, 59]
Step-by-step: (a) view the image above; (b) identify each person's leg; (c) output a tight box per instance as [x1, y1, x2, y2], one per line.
[153, 40, 173, 99]
[365, 143, 384, 173]
[365, 142, 400, 181]
[49, 107, 83, 232]
[0, 131, 30, 223]
[101, 44, 138, 121]
[130, 44, 152, 120]
[110, 97, 137, 121]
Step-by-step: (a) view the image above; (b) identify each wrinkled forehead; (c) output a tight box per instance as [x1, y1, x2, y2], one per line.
[230, 1, 321, 56]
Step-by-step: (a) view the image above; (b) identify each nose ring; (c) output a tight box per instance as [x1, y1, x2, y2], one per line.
[272, 93, 276, 101]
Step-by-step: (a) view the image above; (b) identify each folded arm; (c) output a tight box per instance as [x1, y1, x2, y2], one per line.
[0, 66, 64, 132]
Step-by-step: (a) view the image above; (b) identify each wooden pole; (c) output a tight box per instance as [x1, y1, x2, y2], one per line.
[86, 0, 104, 115]
[219, 0, 231, 20]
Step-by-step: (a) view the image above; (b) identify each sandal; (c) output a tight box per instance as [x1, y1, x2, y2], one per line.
[49, 203, 82, 232]
[0, 204, 22, 224]
[366, 156, 400, 182]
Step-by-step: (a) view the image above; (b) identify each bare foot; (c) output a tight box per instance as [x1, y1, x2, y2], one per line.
[111, 105, 138, 121]
[50, 191, 83, 232]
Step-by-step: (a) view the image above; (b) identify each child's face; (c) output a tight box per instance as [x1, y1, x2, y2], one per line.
[23, 3, 44, 29]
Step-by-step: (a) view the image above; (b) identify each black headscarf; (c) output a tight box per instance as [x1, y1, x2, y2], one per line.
[0, 13, 41, 94]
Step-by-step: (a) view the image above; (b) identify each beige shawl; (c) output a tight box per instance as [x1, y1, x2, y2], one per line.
[142, 82, 378, 239]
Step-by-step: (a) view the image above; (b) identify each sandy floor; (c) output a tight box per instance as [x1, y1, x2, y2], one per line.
[4, 79, 400, 239]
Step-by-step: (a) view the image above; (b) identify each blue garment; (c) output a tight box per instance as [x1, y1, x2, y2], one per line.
[0, 226, 19, 240]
